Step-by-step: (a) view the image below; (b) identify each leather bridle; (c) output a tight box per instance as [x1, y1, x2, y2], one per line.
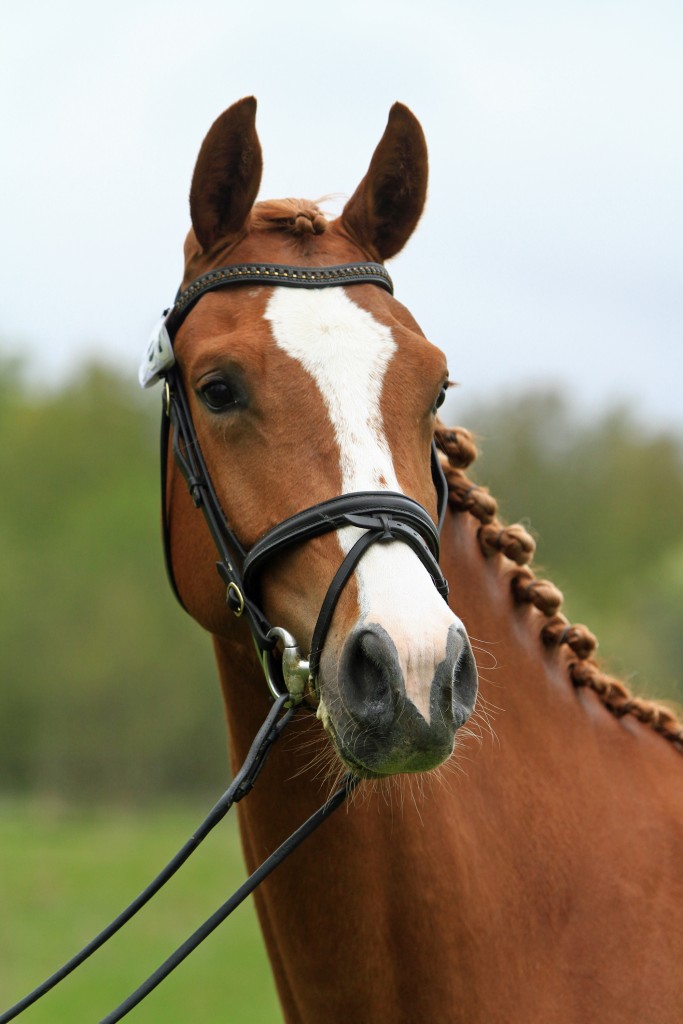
[0, 260, 451, 1023]
[144, 259, 450, 705]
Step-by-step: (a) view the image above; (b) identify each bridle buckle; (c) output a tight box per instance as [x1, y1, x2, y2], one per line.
[261, 627, 310, 706]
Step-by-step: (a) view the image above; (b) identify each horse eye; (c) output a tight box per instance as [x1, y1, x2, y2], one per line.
[433, 382, 449, 413]
[199, 379, 240, 413]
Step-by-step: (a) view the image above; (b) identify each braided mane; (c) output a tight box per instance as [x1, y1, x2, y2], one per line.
[435, 422, 683, 754]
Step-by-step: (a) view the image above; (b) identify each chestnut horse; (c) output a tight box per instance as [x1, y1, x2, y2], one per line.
[161, 98, 683, 1022]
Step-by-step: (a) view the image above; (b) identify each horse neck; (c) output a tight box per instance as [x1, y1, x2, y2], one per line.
[211, 507, 683, 1024]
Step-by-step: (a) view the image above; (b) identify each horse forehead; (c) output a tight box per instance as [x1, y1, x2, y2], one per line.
[263, 286, 397, 390]
[264, 287, 400, 490]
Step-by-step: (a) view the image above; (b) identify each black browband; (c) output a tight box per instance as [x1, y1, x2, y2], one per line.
[166, 260, 394, 335]
[154, 260, 449, 701]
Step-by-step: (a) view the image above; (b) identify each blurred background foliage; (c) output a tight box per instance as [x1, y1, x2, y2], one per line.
[0, 356, 224, 804]
[1, 356, 682, 805]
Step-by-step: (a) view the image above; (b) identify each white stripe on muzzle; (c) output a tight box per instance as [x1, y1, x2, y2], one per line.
[264, 288, 458, 722]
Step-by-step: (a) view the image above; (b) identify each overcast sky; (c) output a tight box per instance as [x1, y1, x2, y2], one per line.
[1, 0, 681, 431]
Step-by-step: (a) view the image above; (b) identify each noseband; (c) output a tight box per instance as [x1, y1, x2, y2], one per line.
[141, 260, 450, 704]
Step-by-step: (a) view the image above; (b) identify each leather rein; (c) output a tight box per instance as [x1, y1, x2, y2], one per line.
[1, 261, 449, 1022]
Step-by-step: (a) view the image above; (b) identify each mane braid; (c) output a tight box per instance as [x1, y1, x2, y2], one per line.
[434, 422, 683, 755]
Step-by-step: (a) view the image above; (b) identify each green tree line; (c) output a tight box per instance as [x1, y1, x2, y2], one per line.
[1, 359, 681, 803]
[0, 359, 224, 802]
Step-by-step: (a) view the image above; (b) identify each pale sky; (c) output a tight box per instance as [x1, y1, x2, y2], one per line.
[1, 0, 681, 430]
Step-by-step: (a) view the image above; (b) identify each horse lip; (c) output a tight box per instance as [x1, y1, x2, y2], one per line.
[316, 704, 383, 778]
[318, 697, 456, 778]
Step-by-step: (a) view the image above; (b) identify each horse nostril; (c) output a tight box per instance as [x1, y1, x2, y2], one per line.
[342, 627, 402, 724]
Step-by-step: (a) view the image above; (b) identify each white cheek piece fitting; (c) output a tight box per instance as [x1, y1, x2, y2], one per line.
[139, 315, 175, 389]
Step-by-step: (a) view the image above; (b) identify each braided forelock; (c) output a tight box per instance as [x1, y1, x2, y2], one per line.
[251, 198, 329, 237]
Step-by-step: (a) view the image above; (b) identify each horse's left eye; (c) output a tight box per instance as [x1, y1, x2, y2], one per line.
[433, 382, 448, 413]
[200, 379, 240, 413]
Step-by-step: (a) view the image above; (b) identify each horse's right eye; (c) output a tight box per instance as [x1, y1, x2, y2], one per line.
[199, 378, 240, 413]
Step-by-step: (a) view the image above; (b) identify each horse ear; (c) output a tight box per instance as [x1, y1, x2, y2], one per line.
[189, 96, 263, 251]
[340, 103, 428, 261]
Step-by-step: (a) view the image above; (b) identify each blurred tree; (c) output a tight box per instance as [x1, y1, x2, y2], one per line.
[0, 358, 225, 802]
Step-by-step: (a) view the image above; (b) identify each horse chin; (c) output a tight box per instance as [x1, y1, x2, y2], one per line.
[315, 700, 460, 778]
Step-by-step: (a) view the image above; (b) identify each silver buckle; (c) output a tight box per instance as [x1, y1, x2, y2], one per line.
[258, 628, 310, 706]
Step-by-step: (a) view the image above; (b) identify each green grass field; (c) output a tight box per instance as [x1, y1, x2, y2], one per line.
[0, 800, 282, 1022]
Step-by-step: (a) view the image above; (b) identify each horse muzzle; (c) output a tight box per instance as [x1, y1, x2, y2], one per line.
[317, 619, 478, 777]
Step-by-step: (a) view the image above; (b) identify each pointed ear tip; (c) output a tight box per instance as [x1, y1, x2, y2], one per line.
[387, 103, 426, 146]
[234, 96, 257, 121]
[209, 96, 258, 135]
[220, 96, 257, 123]
[388, 101, 418, 123]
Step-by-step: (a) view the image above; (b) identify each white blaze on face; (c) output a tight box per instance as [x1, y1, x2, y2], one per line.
[264, 288, 458, 721]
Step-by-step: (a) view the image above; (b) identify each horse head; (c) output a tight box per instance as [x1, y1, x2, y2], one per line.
[160, 97, 478, 777]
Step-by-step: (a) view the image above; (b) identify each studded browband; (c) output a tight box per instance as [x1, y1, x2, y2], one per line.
[166, 261, 394, 338]
[140, 262, 394, 389]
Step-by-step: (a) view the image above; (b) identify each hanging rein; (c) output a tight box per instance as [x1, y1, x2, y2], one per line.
[1, 261, 450, 1022]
